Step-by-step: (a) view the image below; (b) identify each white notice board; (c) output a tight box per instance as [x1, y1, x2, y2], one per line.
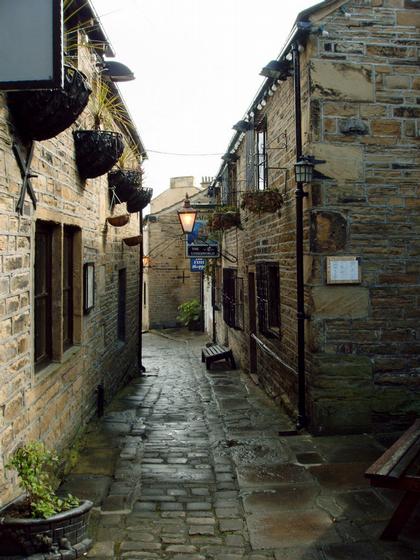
[327, 256, 361, 284]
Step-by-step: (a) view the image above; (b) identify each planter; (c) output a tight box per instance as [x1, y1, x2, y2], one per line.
[108, 169, 144, 203]
[241, 189, 284, 213]
[0, 498, 93, 557]
[209, 211, 241, 231]
[73, 130, 124, 179]
[107, 214, 130, 227]
[123, 235, 142, 246]
[126, 187, 153, 213]
[8, 65, 91, 141]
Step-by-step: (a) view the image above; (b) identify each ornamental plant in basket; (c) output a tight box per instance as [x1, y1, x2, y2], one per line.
[5, 442, 79, 519]
[207, 206, 241, 232]
[241, 189, 284, 214]
[1, 442, 93, 557]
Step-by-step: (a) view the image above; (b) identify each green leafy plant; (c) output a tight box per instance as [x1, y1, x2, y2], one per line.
[6, 442, 80, 519]
[241, 189, 284, 214]
[115, 142, 143, 171]
[87, 77, 132, 131]
[177, 299, 203, 328]
[207, 206, 241, 231]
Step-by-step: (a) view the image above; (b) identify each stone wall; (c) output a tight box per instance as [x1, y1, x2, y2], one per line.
[306, 0, 420, 433]
[214, 0, 420, 435]
[144, 212, 202, 329]
[0, 44, 143, 504]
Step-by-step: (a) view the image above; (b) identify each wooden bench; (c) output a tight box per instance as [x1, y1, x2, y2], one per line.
[365, 419, 420, 540]
[201, 344, 236, 370]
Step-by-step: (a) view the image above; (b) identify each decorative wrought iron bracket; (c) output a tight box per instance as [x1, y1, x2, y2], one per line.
[13, 142, 37, 215]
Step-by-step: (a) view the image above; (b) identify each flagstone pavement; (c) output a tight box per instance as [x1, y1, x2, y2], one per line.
[60, 330, 420, 560]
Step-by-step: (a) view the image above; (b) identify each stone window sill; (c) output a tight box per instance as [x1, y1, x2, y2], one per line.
[34, 345, 82, 385]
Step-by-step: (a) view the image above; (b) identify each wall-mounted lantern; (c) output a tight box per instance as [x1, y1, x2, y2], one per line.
[177, 193, 197, 234]
[294, 158, 315, 184]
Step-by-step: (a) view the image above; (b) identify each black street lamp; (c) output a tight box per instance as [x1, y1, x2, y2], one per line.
[294, 158, 315, 184]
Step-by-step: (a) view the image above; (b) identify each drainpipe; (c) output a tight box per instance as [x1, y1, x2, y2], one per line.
[292, 41, 308, 430]
[138, 210, 146, 373]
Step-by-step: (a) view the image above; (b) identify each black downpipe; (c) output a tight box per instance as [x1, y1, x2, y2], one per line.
[292, 41, 308, 430]
[211, 269, 216, 343]
[138, 210, 146, 373]
[97, 384, 104, 417]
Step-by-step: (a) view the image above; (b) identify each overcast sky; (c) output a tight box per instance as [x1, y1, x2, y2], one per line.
[93, 0, 317, 196]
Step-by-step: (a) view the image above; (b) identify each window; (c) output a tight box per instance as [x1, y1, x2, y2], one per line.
[255, 121, 268, 191]
[256, 262, 280, 337]
[221, 163, 238, 207]
[118, 268, 126, 341]
[63, 227, 74, 349]
[34, 220, 81, 370]
[223, 269, 244, 329]
[34, 222, 53, 365]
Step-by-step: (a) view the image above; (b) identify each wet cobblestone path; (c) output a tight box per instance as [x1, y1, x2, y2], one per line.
[63, 331, 420, 560]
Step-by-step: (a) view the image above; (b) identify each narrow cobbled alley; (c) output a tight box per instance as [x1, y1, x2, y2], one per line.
[61, 331, 419, 560]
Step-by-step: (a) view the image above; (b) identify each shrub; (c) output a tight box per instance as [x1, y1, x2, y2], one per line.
[6, 442, 80, 519]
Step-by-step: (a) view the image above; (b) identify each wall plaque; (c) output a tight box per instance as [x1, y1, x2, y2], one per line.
[327, 256, 361, 284]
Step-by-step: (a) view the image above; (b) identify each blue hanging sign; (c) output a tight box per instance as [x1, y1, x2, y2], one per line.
[186, 219, 220, 259]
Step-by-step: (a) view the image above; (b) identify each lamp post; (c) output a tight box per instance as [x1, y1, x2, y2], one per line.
[138, 209, 146, 373]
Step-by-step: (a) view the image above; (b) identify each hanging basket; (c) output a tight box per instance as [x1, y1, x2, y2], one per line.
[8, 65, 91, 141]
[241, 189, 284, 213]
[73, 130, 124, 179]
[208, 211, 241, 231]
[126, 187, 153, 213]
[123, 235, 142, 246]
[108, 169, 144, 203]
[107, 214, 130, 227]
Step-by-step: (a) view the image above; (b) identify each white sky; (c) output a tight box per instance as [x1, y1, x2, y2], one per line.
[93, 0, 317, 197]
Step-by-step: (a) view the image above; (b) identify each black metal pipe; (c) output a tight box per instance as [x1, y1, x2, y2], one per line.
[211, 269, 216, 343]
[292, 41, 307, 430]
[138, 210, 146, 373]
[97, 384, 104, 417]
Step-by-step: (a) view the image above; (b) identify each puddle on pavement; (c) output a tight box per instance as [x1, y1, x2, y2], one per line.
[214, 438, 293, 465]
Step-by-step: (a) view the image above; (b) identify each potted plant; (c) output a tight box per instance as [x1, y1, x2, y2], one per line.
[7, 1, 96, 142]
[73, 77, 125, 179]
[126, 186, 153, 213]
[177, 298, 204, 331]
[107, 214, 130, 227]
[108, 143, 144, 204]
[208, 206, 241, 231]
[7, 65, 91, 141]
[0, 442, 93, 557]
[123, 235, 142, 246]
[241, 188, 284, 214]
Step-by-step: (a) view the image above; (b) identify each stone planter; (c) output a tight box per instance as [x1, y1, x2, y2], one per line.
[126, 187, 153, 213]
[209, 211, 241, 231]
[107, 214, 130, 227]
[108, 169, 144, 203]
[73, 130, 124, 179]
[0, 498, 93, 557]
[241, 189, 284, 213]
[8, 65, 91, 141]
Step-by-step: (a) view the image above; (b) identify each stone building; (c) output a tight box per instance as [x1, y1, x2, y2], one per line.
[0, 2, 147, 504]
[143, 177, 211, 330]
[209, 0, 420, 435]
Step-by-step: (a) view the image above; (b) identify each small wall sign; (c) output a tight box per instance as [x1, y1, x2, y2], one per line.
[83, 262, 95, 313]
[327, 256, 361, 284]
[190, 258, 206, 272]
